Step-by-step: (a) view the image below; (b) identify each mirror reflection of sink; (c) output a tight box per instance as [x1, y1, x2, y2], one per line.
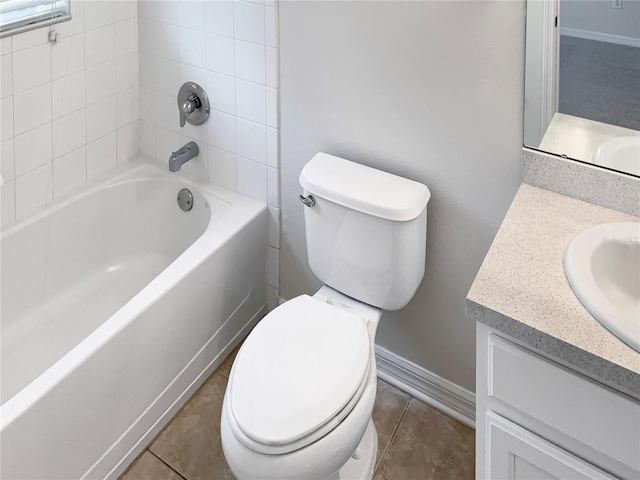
[564, 223, 640, 353]
[592, 136, 640, 176]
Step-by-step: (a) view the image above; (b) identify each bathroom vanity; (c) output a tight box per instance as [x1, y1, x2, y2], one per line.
[467, 183, 640, 480]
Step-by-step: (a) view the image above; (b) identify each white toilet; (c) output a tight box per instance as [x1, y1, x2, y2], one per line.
[221, 153, 431, 480]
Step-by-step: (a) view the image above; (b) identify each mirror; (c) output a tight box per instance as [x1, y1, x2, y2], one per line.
[524, 0, 640, 177]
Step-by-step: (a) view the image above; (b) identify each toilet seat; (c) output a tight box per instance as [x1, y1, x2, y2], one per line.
[227, 295, 371, 454]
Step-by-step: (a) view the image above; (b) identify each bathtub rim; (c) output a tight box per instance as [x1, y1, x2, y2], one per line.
[1, 163, 268, 428]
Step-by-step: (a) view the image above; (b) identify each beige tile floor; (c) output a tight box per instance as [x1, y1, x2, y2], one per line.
[120, 347, 475, 480]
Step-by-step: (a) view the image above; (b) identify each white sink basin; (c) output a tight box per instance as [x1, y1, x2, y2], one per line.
[565, 223, 640, 353]
[592, 136, 640, 176]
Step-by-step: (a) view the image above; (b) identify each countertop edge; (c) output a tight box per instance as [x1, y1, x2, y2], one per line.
[466, 297, 640, 400]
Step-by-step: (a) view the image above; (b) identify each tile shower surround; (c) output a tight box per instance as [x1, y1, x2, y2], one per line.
[1, 0, 139, 225]
[1, 0, 280, 304]
[137, 0, 280, 305]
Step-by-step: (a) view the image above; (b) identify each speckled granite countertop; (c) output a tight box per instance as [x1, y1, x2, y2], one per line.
[467, 184, 640, 398]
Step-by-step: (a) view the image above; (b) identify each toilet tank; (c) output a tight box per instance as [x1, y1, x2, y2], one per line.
[299, 153, 431, 311]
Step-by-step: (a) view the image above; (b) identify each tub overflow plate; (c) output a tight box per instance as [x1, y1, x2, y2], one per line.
[177, 188, 194, 211]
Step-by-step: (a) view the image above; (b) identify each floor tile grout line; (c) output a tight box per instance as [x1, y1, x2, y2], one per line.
[373, 395, 412, 477]
[148, 449, 190, 480]
[120, 365, 230, 479]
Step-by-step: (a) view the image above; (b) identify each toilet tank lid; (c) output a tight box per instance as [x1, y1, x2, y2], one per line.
[299, 153, 431, 221]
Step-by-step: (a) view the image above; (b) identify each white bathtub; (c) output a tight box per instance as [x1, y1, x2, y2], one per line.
[0, 164, 268, 479]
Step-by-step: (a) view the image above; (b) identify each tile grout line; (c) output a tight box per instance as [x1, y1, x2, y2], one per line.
[374, 396, 412, 477]
[147, 449, 190, 480]
[120, 368, 231, 479]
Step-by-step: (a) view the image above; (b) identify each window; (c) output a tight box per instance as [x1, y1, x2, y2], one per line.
[0, 0, 70, 36]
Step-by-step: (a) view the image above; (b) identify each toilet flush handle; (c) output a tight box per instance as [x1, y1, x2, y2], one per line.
[299, 195, 316, 207]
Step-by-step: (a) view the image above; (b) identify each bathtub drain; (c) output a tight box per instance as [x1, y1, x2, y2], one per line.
[177, 188, 194, 211]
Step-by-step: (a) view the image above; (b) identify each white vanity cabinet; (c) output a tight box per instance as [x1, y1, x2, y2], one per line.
[476, 323, 640, 480]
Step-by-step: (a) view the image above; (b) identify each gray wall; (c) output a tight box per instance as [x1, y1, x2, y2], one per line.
[278, 0, 525, 392]
[561, 0, 640, 40]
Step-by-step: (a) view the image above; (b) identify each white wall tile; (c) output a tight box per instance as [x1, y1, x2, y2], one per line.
[208, 111, 236, 153]
[155, 22, 180, 61]
[179, 28, 206, 68]
[115, 18, 138, 57]
[86, 96, 116, 143]
[180, 64, 207, 87]
[236, 118, 266, 163]
[87, 131, 117, 180]
[265, 5, 277, 48]
[235, 41, 265, 84]
[138, 18, 155, 54]
[155, 127, 181, 162]
[53, 109, 86, 158]
[206, 34, 235, 75]
[266, 47, 277, 88]
[14, 123, 52, 176]
[155, 57, 180, 95]
[85, 1, 116, 31]
[57, 0, 85, 37]
[1, 54, 13, 98]
[237, 155, 266, 202]
[13, 43, 50, 93]
[267, 126, 278, 168]
[53, 146, 86, 197]
[266, 87, 277, 127]
[0, 97, 13, 141]
[138, 1, 154, 21]
[139, 52, 155, 88]
[268, 205, 280, 248]
[117, 88, 139, 128]
[155, 91, 179, 132]
[266, 245, 279, 288]
[205, 1, 234, 37]
[11, 27, 47, 52]
[116, 52, 139, 92]
[234, 1, 265, 45]
[267, 165, 278, 207]
[236, 80, 265, 124]
[207, 145, 236, 190]
[1, 139, 14, 182]
[154, 1, 178, 25]
[181, 120, 208, 143]
[13, 83, 52, 135]
[139, 87, 155, 123]
[85, 61, 116, 104]
[1, 180, 15, 226]
[52, 71, 86, 119]
[0, 36, 11, 56]
[15, 163, 52, 218]
[117, 122, 139, 163]
[139, 120, 156, 158]
[207, 72, 235, 115]
[116, 1, 138, 22]
[52, 33, 85, 80]
[135, 0, 278, 215]
[179, 1, 205, 32]
[85, 25, 115, 67]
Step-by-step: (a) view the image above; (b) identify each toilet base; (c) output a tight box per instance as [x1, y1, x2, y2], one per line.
[333, 419, 378, 480]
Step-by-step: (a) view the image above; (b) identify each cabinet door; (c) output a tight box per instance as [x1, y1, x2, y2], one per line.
[486, 413, 616, 480]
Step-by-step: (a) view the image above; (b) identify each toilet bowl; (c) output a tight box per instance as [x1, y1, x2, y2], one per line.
[221, 153, 431, 480]
[221, 287, 381, 480]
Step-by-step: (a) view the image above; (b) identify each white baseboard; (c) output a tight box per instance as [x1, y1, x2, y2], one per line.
[561, 28, 640, 48]
[375, 345, 476, 429]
